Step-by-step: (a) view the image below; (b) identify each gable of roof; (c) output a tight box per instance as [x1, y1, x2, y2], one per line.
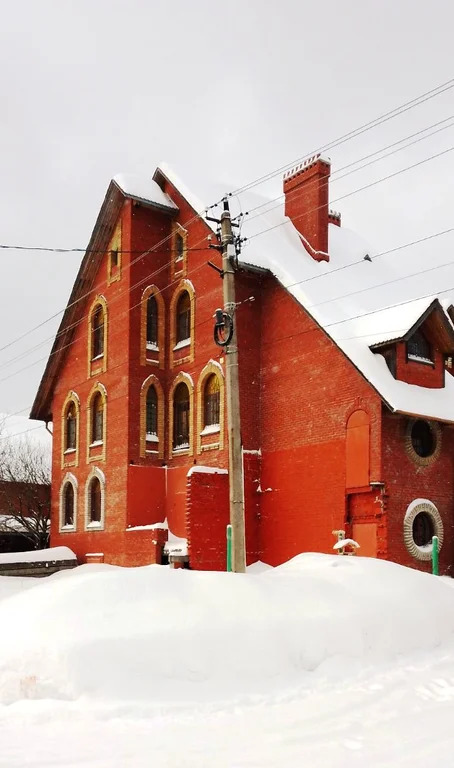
[30, 177, 179, 422]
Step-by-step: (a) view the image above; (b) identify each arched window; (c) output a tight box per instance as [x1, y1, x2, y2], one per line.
[65, 401, 77, 451]
[146, 386, 158, 437]
[175, 232, 184, 264]
[176, 292, 191, 344]
[63, 482, 75, 527]
[204, 374, 220, 428]
[173, 382, 190, 449]
[91, 391, 104, 443]
[88, 476, 102, 524]
[146, 295, 158, 347]
[92, 305, 105, 359]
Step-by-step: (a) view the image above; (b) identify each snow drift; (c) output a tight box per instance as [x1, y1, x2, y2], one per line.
[1, 553, 454, 704]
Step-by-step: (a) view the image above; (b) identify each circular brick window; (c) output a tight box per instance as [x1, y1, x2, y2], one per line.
[406, 419, 441, 466]
[404, 499, 443, 561]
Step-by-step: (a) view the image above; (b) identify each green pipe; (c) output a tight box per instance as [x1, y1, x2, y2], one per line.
[226, 524, 232, 572]
[432, 535, 439, 576]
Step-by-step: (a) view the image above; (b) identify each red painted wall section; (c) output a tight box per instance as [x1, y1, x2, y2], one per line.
[166, 466, 189, 538]
[382, 407, 454, 575]
[395, 341, 444, 389]
[255, 277, 383, 566]
[187, 470, 229, 571]
[346, 410, 370, 489]
[187, 457, 261, 570]
[126, 465, 166, 528]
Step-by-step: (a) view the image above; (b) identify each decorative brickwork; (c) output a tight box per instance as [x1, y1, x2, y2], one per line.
[60, 391, 80, 469]
[58, 472, 78, 532]
[170, 279, 195, 367]
[403, 499, 443, 561]
[87, 295, 108, 377]
[84, 466, 106, 531]
[405, 418, 441, 467]
[86, 383, 107, 464]
[196, 360, 224, 454]
[171, 222, 188, 281]
[139, 374, 164, 459]
[140, 285, 165, 369]
[107, 221, 122, 285]
[168, 372, 194, 459]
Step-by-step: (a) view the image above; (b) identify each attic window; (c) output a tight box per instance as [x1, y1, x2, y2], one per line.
[407, 330, 432, 364]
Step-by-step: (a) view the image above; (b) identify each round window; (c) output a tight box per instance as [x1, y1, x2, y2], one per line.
[403, 499, 443, 561]
[412, 511, 434, 547]
[411, 420, 435, 458]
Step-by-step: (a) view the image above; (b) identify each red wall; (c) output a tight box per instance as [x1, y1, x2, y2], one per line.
[395, 341, 444, 389]
[382, 408, 454, 575]
[253, 277, 383, 566]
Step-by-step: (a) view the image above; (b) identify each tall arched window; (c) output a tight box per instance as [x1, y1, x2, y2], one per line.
[146, 386, 158, 437]
[63, 482, 75, 527]
[175, 232, 184, 264]
[91, 391, 104, 443]
[176, 292, 191, 344]
[92, 306, 105, 359]
[146, 295, 158, 347]
[59, 474, 78, 531]
[173, 382, 190, 449]
[203, 374, 220, 428]
[88, 476, 102, 524]
[65, 401, 77, 451]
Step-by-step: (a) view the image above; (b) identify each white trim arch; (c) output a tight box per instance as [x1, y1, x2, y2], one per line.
[403, 498, 444, 561]
[59, 472, 78, 532]
[84, 466, 106, 530]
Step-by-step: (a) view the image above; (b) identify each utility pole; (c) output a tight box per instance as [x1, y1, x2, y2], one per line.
[220, 199, 246, 573]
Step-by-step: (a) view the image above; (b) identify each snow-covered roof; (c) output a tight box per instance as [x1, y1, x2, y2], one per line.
[154, 163, 217, 233]
[113, 174, 178, 211]
[238, 191, 454, 423]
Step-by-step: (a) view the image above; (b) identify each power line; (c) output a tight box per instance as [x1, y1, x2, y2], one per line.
[1, 81, 453, 360]
[3, 224, 454, 424]
[229, 76, 454, 197]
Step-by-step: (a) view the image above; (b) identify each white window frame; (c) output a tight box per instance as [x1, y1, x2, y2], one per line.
[59, 472, 78, 532]
[84, 466, 106, 531]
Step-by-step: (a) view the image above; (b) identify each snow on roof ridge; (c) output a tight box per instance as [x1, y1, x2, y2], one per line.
[156, 162, 216, 232]
[113, 174, 178, 210]
[283, 154, 331, 182]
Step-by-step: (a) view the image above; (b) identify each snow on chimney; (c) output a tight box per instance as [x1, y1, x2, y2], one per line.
[283, 154, 331, 261]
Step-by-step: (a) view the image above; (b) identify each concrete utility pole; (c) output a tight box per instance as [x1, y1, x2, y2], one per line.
[220, 200, 246, 574]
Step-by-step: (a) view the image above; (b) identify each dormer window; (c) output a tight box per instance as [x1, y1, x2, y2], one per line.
[407, 330, 432, 364]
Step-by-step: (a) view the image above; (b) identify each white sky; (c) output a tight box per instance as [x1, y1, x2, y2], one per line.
[0, 0, 454, 435]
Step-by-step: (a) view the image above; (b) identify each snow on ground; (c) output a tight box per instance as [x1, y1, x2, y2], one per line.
[0, 545, 76, 564]
[1, 554, 454, 766]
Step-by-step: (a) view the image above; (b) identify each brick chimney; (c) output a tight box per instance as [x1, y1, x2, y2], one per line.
[283, 154, 331, 262]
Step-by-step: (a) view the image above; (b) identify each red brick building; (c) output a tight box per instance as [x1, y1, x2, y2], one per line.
[31, 159, 454, 574]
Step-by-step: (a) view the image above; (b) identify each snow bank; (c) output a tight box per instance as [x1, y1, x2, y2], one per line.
[1, 554, 454, 704]
[0, 546, 76, 565]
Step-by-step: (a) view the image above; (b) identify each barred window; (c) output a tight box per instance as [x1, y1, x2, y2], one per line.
[146, 386, 158, 436]
[204, 375, 220, 427]
[173, 382, 190, 448]
[92, 306, 104, 359]
[146, 295, 158, 345]
[65, 402, 77, 450]
[407, 330, 432, 361]
[91, 392, 104, 443]
[176, 292, 190, 343]
[63, 482, 74, 527]
[89, 477, 101, 523]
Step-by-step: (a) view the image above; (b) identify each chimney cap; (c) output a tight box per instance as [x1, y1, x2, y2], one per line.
[283, 153, 331, 182]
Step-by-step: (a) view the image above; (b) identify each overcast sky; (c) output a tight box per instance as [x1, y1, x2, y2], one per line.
[0, 0, 454, 439]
